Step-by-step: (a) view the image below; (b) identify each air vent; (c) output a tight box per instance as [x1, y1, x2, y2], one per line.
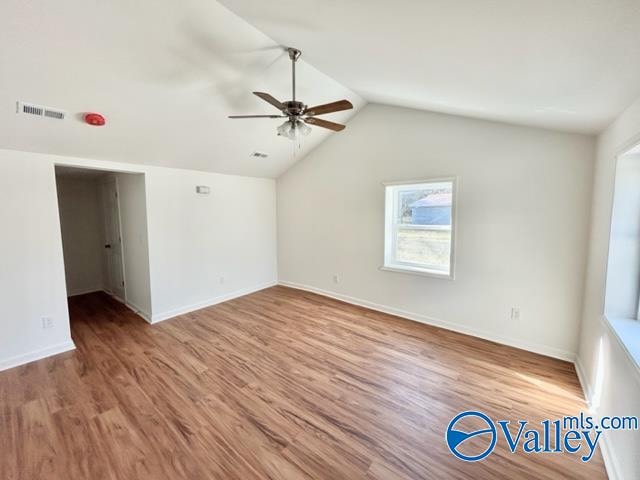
[22, 104, 43, 116]
[16, 101, 66, 120]
[251, 151, 269, 158]
[44, 109, 65, 120]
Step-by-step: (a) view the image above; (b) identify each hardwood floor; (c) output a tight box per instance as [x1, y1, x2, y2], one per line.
[0, 286, 606, 479]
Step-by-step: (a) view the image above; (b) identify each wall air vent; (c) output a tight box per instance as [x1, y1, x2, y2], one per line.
[251, 151, 269, 158]
[16, 101, 66, 120]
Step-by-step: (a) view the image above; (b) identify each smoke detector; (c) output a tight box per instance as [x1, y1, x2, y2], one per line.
[16, 101, 66, 120]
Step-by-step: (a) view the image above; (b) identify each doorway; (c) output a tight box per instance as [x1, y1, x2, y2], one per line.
[54, 166, 152, 321]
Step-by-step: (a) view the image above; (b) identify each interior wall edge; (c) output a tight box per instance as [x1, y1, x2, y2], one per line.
[150, 281, 278, 324]
[279, 280, 576, 362]
[124, 299, 152, 324]
[0, 340, 76, 373]
[574, 352, 621, 480]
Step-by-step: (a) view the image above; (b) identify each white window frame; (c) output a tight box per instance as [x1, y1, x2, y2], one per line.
[381, 177, 457, 280]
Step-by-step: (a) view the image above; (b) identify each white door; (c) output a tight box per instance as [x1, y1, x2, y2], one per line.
[101, 179, 126, 301]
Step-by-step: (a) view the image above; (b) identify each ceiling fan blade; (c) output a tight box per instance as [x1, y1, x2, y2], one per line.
[304, 117, 346, 132]
[253, 92, 284, 110]
[228, 115, 285, 119]
[304, 100, 353, 116]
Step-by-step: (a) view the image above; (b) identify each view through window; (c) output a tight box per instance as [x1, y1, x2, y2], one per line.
[384, 179, 455, 277]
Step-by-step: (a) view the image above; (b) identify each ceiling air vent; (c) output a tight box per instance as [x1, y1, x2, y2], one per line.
[16, 101, 66, 120]
[251, 151, 269, 158]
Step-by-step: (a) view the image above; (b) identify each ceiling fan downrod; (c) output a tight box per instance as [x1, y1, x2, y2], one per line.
[288, 47, 302, 103]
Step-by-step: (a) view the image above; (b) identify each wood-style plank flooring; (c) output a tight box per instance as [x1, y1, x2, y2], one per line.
[0, 286, 606, 479]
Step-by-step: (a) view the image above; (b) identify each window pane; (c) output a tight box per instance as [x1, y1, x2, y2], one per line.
[396, 227, 451, 271]
[393, 182, 453, 272]
[397, 185, 452, 226]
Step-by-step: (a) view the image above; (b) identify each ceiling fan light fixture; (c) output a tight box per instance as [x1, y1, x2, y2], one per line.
[287, 123, 299, 140]
[298, 121, 312, 136]
[277, 120, 292, 137]
[277, 119, 311, 140]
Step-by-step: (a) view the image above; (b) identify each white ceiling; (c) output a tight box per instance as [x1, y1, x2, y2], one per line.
[0, 1, 364, 178]
[220, 0, 640, 134]
[3, 2, 640, 180]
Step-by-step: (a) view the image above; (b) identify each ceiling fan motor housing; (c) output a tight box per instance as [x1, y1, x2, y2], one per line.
[283, 101, 306, 117]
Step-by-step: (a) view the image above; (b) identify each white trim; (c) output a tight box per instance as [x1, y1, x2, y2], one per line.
[574, 355, 621, 480]
[279, 281, 575, 362]
[100, 289, 152, 323]
[379, 265, 453, 280]
[113, 176, 128, 304]
[382, 176, 458, 187]
[598, 434, 621, 480]
[103, 289, 152, 323]
[574, 355, 593, 407]
[0, 340, 76, 372]
[150, 281, 277, 324]
[383, 177, 457, 280]
[108, 292, 127, 305]
[601, 315, 640, 385]
[67, 287, 103, 297]
[125, 300, 152, 324]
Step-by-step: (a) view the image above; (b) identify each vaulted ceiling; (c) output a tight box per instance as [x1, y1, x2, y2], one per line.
[221, 0, 640, 134]
[2, 1, 640, 178]
[0, 1, 363, 178]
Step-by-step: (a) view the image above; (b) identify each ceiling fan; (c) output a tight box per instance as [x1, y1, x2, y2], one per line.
[228, 47, 353, 140]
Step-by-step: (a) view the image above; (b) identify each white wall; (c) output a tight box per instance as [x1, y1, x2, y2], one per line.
[0, 154, 74, 370]
[115, 172, 152, 319]
[145, 167, 278, 321]
[277, 104, 595, 360]
[577, 95, 640, 480]
[55, 176, 104, 296]
[0, 148, 277, 370]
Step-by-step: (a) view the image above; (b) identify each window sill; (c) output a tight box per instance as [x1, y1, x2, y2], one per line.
[380, 265, 454, 280]
[602, 314, 640, 381]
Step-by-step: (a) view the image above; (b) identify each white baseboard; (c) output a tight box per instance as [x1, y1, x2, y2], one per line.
[279, 281, 576, 362]
[67, 287, 103, 297]
[574, 356, 593, 407]
[598, 437, 619, 480]
[124, 300, 152, 324]
[0, 340, 76, 372]
[574, 355, 619, 480]
[151, 281, 278, 324]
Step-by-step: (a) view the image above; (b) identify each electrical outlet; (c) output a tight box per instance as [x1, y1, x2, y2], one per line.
[510, 307, 521, 322]
[333, 274, 340, 284]
[41, 317, 54, 329]
[219, 276, 225, 285]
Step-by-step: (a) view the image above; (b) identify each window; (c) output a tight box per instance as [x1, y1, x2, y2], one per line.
[602, 145, 640, 372]
[383, 178, 456, 278]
